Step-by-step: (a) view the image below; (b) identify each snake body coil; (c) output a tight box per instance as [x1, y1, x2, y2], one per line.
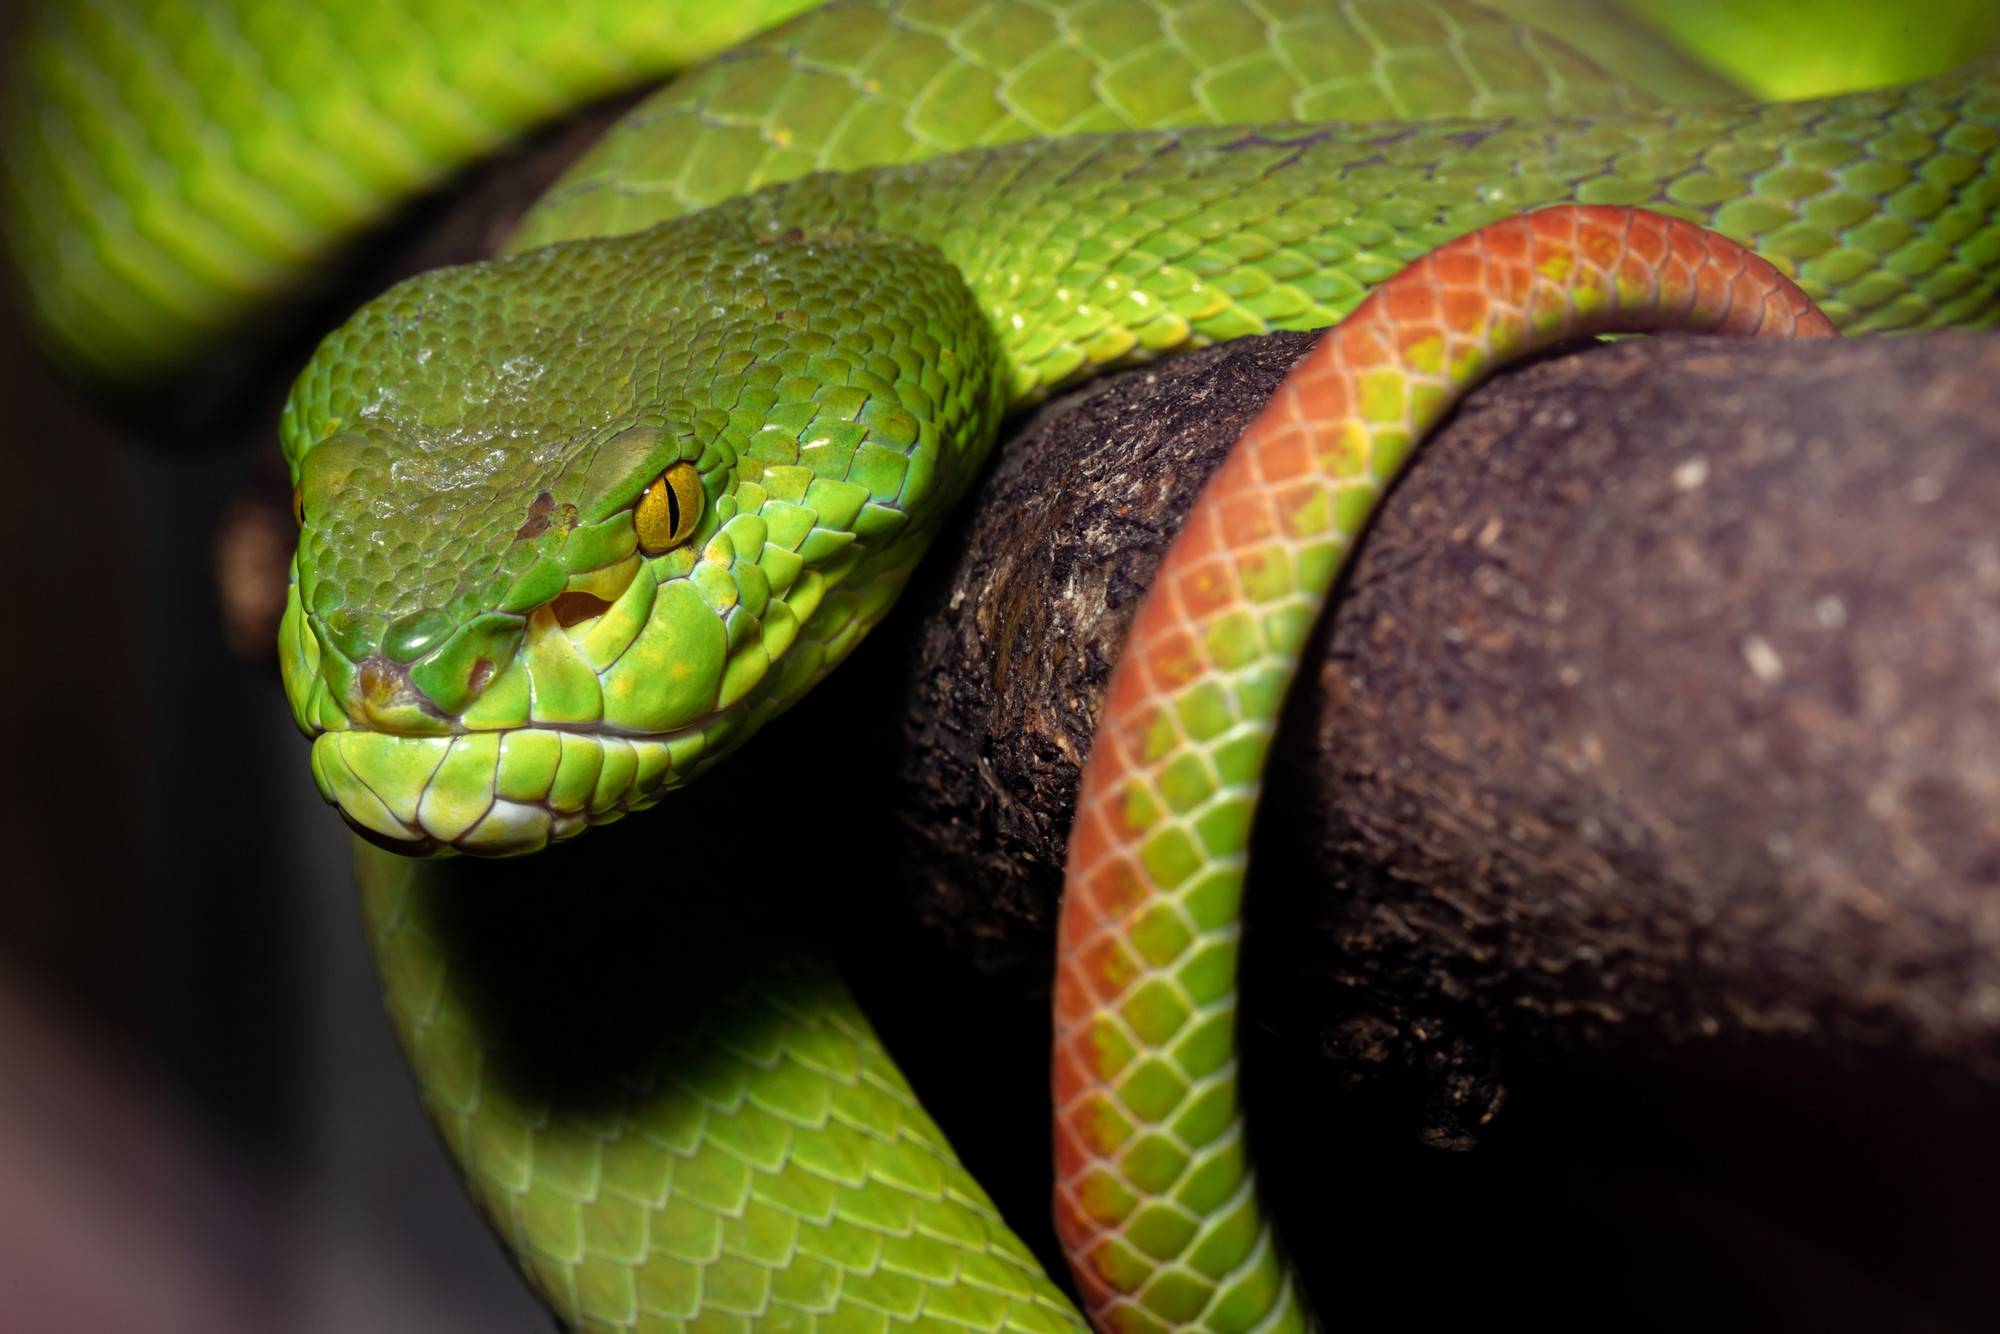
[8, 4, 1999, 1333]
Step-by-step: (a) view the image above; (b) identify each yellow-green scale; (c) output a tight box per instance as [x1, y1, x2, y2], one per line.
[262, 28, 2000, 1332]
[302, 57, 2000, 1330]
[24, 1, 1990, 1331]
[8, 0, 1756, 381]
[356, 821, 1089, 1334]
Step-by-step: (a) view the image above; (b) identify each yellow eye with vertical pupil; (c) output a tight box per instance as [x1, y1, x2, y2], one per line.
[634, 461, 704, 554]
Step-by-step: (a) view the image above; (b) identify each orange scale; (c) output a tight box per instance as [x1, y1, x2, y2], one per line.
[1131, 578, 1196, 636]
[1053, 970, 1099, 1034]
[1689, 259, 1732, 318]
[1175, 558, 1239, 618]
[1051, 1186, 1093, 1243]
[1666, 222, 1710, 265]
[1395, 319, 1444, 353]
[1652, 272, 1697, 323]
[1524, 285, 1571, 327]
[1725, 271, 1771, 324]
[1274, 479, 1331, 536]
[1100, 672, 1157, 741]
[1287, 364, 1352, 423]
[1309, 418, 1371, 478]
[1757, 289, 1802, 333]
[1528, 232, 1576, 274]
[1624, 219, 1669, 267]
[1698, 228, 1744, 265]
[1053, 1043, 1098, 1109]
[1250, 423, 1314, 484]
[1142, 627, 1206, 692]
[1108, 717, 1162, 774]
[1080, 934, 1143, 1002]
[1523, 226, 1572, 264]
[1612, 258, 1658, 305]
[1578, 203, 1622, 236]
[1067, 803, 1115, 876]
[1578, 227, 1624, 270]
[1217, 489, 1278, 549]
[1073, 1097, 1137, 1158]
[1385, 279, 1441, 321]
[1170, 503, 1228, 562]
[1332, 322, 1393, 370]
[1434, 248, 1485, 285]
[1120, 589, 1171, 641]
[1052, 1106, 1093, 1173]
[1080, 1244, 1131, 1299]
[1096, 856, 1160, 928]
[1482, 222, 1533, 263]
[1440, 286, 1489, 334]
[1209, 438, 1268, 491]
[1496, 257, 1537, 303]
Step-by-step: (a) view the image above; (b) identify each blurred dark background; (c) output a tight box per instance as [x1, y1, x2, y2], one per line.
[0, 2, 557, 1327]
[0, 263, 561, 1326]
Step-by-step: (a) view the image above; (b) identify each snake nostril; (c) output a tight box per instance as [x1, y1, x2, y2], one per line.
[358, 658, 407, 705]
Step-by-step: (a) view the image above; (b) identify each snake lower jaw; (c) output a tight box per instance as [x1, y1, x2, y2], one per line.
[308, 724, 703, 858]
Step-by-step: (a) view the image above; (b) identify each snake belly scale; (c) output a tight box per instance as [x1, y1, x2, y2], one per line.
[6, 3, 1999, 1334]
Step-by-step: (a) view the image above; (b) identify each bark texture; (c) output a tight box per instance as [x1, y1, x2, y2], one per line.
[890, 330, 2000, 1137]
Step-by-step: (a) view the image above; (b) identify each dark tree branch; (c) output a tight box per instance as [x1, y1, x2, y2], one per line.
[891, 330, 2000, 1137]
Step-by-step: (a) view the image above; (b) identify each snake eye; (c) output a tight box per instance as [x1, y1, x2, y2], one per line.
[291, 484, 305, 528]
[634, 461, 704, 554]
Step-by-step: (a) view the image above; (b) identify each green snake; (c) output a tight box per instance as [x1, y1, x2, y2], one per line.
[7, 2, 1999, 1330]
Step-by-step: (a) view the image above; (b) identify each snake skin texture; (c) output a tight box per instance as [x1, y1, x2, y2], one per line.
[506, 0, 1737, 253]
[1053, 205, 1833, 1334]
[268, 35, 1994, 1334]
[5, 0, 1753, 382]
[0, 0, 818, 377]
[354, 830, 1088, 1334]
[10, 4, 2000, 1334]
[279, 60, 2000, 862]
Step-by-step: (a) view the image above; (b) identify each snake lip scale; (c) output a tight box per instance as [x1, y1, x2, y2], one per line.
[13, 4, 1999, 1333]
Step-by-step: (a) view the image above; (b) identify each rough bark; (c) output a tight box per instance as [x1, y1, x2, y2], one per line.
[889, 330, 2000, 1137]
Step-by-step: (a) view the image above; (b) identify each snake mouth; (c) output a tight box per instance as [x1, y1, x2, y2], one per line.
[309, 724, 703, 857]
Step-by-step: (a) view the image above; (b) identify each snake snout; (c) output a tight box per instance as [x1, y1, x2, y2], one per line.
[309, 722, 695, 859]
[297, 542, 738, 858]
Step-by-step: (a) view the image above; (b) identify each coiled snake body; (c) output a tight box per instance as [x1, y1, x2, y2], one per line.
[7, 3, 1997, 1331]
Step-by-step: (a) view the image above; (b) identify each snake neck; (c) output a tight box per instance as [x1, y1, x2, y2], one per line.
[719, 55, 1999, 406]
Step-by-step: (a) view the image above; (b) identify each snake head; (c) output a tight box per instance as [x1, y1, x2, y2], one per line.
[277, 211, 1000, 856]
